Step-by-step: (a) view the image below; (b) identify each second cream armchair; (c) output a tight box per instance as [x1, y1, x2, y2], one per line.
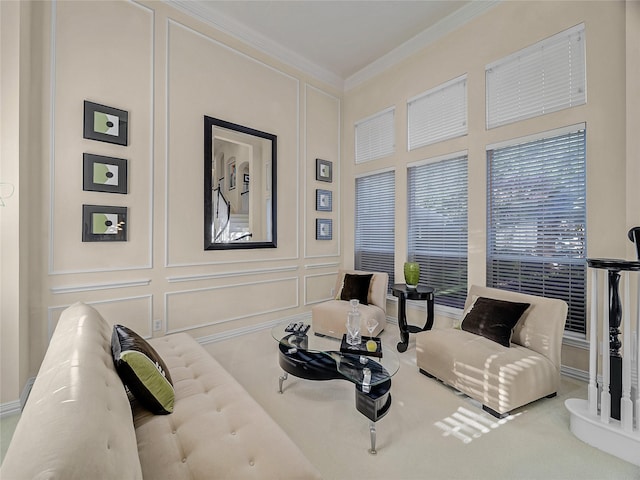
[312, 269, 389, 339]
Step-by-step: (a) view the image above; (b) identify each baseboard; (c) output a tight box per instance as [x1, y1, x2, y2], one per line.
[196, 312, 312, 345]
[0, 400, 21, 417]
[561, 365, 589, 382]
[0, 377, 36, 418]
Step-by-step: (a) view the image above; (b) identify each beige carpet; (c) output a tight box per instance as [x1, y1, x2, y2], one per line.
[206, 326, 640, 480]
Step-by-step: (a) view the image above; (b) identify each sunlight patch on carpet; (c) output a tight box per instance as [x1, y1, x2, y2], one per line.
[434, 405, 522, 444]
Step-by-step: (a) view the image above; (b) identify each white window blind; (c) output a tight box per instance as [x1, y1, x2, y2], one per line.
[408, 154, 468, 308]
[486, 24, 586, 129]
[355, 170, 395, 288]
[486, 126, 587, 334]
[355, 107, 395, 164]
[408, 75, 467, 150]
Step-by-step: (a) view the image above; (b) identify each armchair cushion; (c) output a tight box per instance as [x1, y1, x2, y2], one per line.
[460, 297, 530, 347]
[339, 273, 373, 305]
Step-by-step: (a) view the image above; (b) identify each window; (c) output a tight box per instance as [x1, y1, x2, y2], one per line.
[408, 154, 468, 309]
[355, 170, 395, 289]
[355, 107, 395, 164]
[486, 125, 587, 334]
[486, 24, 586, 129]
[408, 75, 467, 150]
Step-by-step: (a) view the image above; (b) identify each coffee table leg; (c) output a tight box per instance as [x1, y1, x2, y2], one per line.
[278, 371, 288, 393]
[368, 421, 377, 455]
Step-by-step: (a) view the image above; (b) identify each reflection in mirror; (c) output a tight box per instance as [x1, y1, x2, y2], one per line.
[204, 116, 277, 249]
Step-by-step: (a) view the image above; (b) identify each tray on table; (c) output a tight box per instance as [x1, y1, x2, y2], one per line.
[340, 335, 383, 358]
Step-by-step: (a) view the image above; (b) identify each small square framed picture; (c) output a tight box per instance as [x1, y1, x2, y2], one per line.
[316, 158, 332, 183]
[316, 218, 332, 240]
[82, 205, 127, 242]
[83, 153, 128, 194]
[316, 189, 332, 212]
[83, 100, 128, 146]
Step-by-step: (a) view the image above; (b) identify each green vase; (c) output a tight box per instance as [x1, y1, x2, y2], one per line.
[404, 262, 420, 288]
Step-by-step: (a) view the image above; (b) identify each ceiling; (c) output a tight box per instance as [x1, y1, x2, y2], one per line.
[167, 1, 499, 90]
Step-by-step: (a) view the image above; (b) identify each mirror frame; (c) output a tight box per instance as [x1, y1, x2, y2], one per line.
[204, 115, 277, 250]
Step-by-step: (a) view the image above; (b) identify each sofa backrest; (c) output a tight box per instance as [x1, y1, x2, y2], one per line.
[335, 269, 389, 312]
[0, 302, 143, 480]
[464, 285, 568, 369]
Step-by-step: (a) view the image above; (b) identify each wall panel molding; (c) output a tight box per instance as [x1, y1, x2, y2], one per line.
[47, 294, 153, 339]
[304, 83, 341, 260]
[164, 18, 300, 267]
[48, 0, 155, 274]
[50, 279, 152, 294]
[165, 276, 299, 334]
[304, 271, 339, 305]
[167, 265, 297, 283]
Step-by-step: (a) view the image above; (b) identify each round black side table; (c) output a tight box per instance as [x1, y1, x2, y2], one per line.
[392, 284, 435, 353]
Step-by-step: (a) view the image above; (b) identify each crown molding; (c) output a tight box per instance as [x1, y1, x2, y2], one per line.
[344, 0, 501, 91]
[164, 0, 500, 93]
[164, 0, 344, 90]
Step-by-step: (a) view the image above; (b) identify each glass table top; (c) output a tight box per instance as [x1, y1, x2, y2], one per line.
[271, 322, 400, 387]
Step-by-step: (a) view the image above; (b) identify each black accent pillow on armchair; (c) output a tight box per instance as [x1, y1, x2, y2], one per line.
[461, 296, 530, 347]
[340, 273, 373, 305]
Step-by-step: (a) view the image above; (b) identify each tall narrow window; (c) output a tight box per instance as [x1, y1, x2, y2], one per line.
[355, 170, 395, 288]
[355, 107, 395, 164]
[487, 125, 587, 334]
[486, 24, 586, 129]
[408, 154, 468, 309]
[408, 75, 467, 150]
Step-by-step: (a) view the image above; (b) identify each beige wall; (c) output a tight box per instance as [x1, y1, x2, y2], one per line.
[2, 0, 638, 405]
[341, 1, 637, 372]
[1, 0, 341, 404]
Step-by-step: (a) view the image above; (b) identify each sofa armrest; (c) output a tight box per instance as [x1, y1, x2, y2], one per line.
[0, 303, 143, 480]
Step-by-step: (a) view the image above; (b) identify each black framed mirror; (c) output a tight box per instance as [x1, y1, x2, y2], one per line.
[204, 116, 277, 249]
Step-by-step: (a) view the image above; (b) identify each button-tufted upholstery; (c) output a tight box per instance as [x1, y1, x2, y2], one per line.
[1, 302, 321, 480]
[138, 333, 322, 479]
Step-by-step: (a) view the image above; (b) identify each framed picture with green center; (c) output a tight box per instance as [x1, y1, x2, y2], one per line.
[83, 100, 128, 146]
[82, 204, 127, 242]
[83, 153, 128, 194]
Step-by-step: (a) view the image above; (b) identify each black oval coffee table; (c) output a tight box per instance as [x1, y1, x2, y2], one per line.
[271, 323, 399, 454]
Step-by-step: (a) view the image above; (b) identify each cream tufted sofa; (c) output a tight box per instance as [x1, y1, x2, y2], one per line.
[416, 285, 568, 418]
[1, 302, 321, 479]
[311, 269, 389, 339]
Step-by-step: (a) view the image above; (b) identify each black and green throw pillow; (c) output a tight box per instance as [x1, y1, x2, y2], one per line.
[111, 324, 174, 414]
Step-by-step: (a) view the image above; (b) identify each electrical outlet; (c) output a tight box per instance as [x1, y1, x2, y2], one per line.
[153, 319, 162, 332]
[330, 288, 335, 296]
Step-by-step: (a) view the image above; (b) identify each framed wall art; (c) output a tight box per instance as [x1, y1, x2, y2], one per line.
[83, 100, 128, 146]
[83, 153, 128, 194]
[228, 158, 237, 190]
[316, 189, 332, 212]
[82, 204, 127, 242]
[316, 158, 332, 183]
[316, 218, 332, 240]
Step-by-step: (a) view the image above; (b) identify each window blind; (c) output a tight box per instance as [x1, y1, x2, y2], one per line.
[355, 107, 395, 164]
[408, 154, 468, 308]
[355, 170, 395, 289]
[408, 75, 467, 150]
[486, 127, 587, 334]
[486, 24, 586, 129]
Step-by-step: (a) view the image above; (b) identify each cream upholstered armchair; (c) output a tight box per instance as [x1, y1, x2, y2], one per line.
[312, 269, 389, 339]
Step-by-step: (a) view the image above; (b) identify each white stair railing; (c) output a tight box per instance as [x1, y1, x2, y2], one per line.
[566, 261, 640, 467]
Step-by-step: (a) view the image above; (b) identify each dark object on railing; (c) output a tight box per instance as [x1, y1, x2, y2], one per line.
[628, 226, 640, 260]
